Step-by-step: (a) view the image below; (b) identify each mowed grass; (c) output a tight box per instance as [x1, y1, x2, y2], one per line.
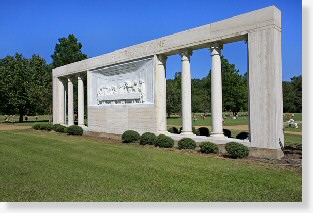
[0, 129, 301, 202]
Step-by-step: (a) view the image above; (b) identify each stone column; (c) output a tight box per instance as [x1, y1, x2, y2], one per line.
[157, 55, 168, 133]
[78, 75, 85, 127]
[58, 78, 65, 124]
[180, 49, 194, 135]
[67, 77, 74, 126]
[209, 43, 225, 137]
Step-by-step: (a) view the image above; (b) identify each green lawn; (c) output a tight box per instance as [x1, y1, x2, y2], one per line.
[0, 129, 301, 202]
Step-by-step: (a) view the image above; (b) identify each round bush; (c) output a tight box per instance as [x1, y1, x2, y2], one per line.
[178, 138, 196, 150]
[199, 142, 219, 154]
[192, 127, 200, 136]
[122, 130, 140, 143]
[46, 124, 54, 131]
[53, 124, 66, 132]
[168, 127, 179, 134]
[32, 124, 41, 130]
[225, 142, 249, 158]
[223, 129, 232, 138]
[155, 134, 174, 148]
[39, 124, 48, 130]
[198, 127, 210, 136]
[140, 132, 156, 145]
[236, 132, 249, 140]
[67, 125, 83, 136]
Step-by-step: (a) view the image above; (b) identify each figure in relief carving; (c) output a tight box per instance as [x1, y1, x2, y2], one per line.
[139, 80, 145, 103]
[97, 78, 146, 105]
[133, 80, 139, 93]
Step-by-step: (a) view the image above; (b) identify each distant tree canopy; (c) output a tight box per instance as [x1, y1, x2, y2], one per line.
[0, 34, 88, 122]
[51, 34, 88, 68]
[283, 75, 302, 113]
[0, 54, 51, 122]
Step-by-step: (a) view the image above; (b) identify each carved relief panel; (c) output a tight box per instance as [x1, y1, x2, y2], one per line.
[90, 57, 154, 106]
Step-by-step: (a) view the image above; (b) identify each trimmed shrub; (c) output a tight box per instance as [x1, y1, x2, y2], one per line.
[192, 127, 200, 136]
[155, 134, 174, 148]
[46, 124, 54, 131]
[67, 125, 83, 136]
[225, 142, 249, 158]
[178, 138, 196, 150]
[33, 124, 41, 130]
[53, 124, 66, 132]
[64, 127, 69, 133]
[199, 142, 219, 154]
[223, 129, 232, 138]
[140, 132, 156, 145]
[236, 132, 249, 140]
[198, 127, 210, 137]
[122, 130, 140, 143]
[39, 124, 48, 130]
[168, 127, 180, 134]
[33, 123, 54, 131]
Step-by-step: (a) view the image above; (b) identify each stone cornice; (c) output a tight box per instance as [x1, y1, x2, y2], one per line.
[53, 6, 281, 77]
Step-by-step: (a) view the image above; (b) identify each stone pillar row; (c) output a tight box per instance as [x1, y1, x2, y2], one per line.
[155, 45, 224, 137]
[58, 74, 85, 127]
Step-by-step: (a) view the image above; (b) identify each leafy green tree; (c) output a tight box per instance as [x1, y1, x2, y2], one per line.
[192, 78, 210, 113]
[283, 75, 302, 113]
[51, 34, 88, 68]
[166, 79, 181, 117]
[291, 75, 302, 113]
[220, 56, 248, 114]
[51, 34, 88, 117]
[204, 56, 248, 115]
[0, 53, 50, 122]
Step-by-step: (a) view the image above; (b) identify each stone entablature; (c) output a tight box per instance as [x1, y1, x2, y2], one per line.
[52, 6, 281, 77]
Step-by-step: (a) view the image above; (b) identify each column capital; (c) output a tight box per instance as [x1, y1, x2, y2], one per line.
[208, 42, 223, 56]
[180, 49, 193, 61]
[66, 75, 75, 82]
[77, 72, 87, 80]
[157, 54, 168, 65]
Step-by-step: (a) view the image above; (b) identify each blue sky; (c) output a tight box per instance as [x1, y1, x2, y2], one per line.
[0, 0, 301, 81]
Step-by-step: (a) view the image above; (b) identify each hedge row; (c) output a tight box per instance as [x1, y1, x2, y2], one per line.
[167, 127, 249, 139]
[122, 130, 249, 158]
[32, 124, 83, 136]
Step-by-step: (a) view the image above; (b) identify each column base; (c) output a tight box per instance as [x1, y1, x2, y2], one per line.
[78, 124, 87, 129]
[180, 131, 196, 137]
[210, 132, 226, 138]
[158, 130, 170, 135]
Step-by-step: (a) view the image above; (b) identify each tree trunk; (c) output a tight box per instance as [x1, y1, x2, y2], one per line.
[19, 108, 24, 123]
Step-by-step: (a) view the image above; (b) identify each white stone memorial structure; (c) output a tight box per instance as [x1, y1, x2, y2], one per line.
[53, 6, 284, 159]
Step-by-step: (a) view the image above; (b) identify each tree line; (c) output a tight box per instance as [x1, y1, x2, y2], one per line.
[0, 34, 302, 122]
[0, 34, 87, 122]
